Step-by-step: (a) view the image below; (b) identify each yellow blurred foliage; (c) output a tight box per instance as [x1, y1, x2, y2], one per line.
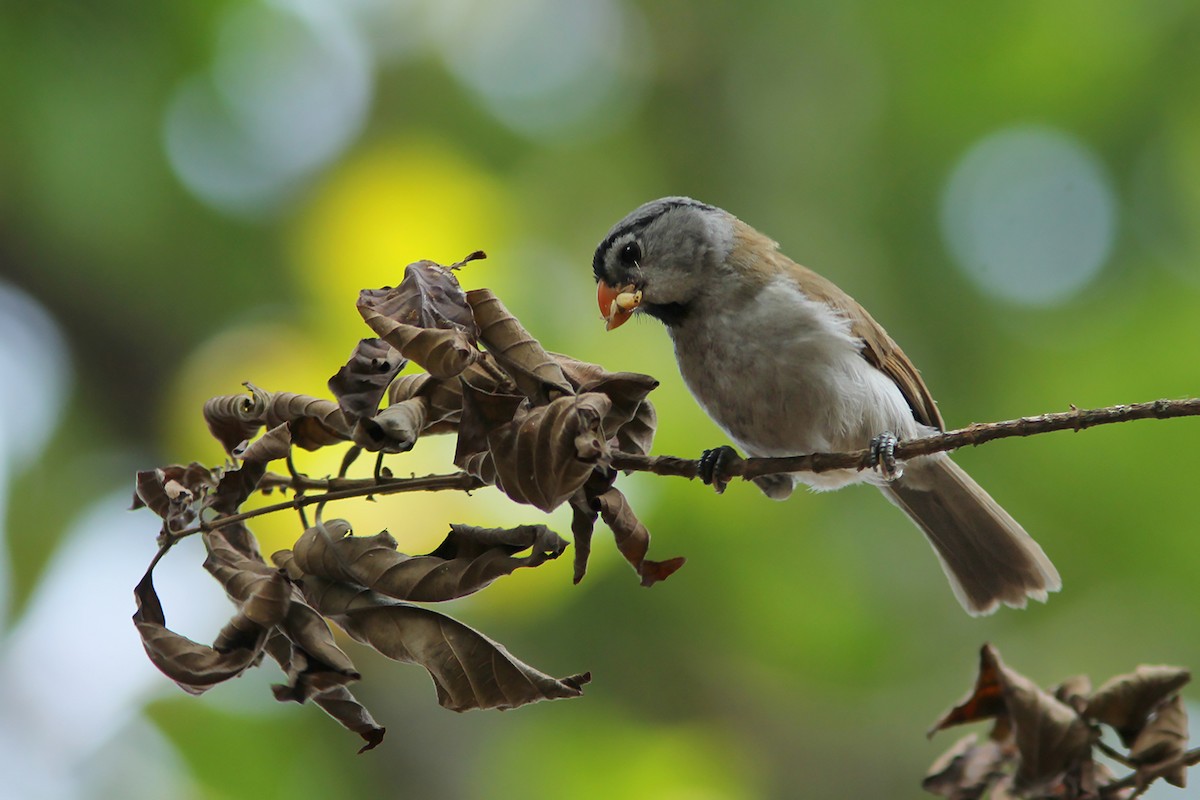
[291, 138, 512, 342]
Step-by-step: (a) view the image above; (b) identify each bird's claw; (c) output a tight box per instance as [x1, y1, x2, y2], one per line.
[866, 431, 902, 481]
[699, 445, 742, 494]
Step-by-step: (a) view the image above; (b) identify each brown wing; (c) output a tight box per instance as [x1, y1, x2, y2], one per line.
[782, 258, 945, 432]
[728, 220, 946, 431]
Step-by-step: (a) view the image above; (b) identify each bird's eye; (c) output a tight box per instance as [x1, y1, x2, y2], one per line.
[618, 241, 641, 266]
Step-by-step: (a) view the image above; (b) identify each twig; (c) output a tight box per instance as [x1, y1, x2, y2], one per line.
[1095, 739, 1136, 769]
[610, 398, 1200, 481]
[166, 398, 1200, 540]
[1101, 746, 1200, 798]
[171, 471, 486, 540]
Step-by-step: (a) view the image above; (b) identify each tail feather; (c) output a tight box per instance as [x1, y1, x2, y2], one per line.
[880, 455, 1060, 616]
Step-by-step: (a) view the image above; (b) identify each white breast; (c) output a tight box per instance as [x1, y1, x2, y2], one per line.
[669, 276, 929, 490]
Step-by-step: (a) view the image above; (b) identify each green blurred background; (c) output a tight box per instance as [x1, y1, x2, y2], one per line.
[2, 1, 1200, 798]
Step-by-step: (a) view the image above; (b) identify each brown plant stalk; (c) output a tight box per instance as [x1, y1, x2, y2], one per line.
[611, 397, 1200, 480]
[1102, 747, 1200, 799]
[178, 398, 1200, 540]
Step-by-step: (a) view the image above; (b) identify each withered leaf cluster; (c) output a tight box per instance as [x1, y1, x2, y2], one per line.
[133, 257, 678, 750]
[925, 644, 1193, 799]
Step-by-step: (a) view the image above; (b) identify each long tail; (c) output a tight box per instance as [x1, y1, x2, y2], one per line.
[880, 454, 1060, 616]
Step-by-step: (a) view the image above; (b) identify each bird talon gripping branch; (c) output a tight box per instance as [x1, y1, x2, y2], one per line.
[698, 445, 741, 495]
[867, 431, 902, 481]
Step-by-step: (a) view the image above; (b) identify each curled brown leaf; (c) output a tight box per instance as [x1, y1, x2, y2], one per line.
[133, 463, 217, 527]
[133, 568, 272, 695]
[552, 353, 659, 451]
[328, 338, 407, 424]
[930, 644, 1009, 735]
[204, 388, 269, 455]
[312, 685, 388, 754]
[594, 485, 685, 586]
[358, 262, 481, 379]
[235, 422, 293, 463]
[274, 551, 590, 712]
[286, 520, 567, 602]
[930, 645, 1094, 797]
[257, 386, 351, 450]
[205, 529, 358, 678]
[352, 399, 428, 453]
[456, 391, 613, 512]
[922, 733, 1009, 800]
[1086, 665, 1191, 747]
[1129, 694, 1189, 788]
[209, 459, 266, 516]
[998, 656, 1093, 794]
[466, 288, 573, 404]
[204, 383, 350, 453]
[264, 633, 382, 752]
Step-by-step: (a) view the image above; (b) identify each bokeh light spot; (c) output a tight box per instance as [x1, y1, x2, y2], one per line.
[941, 125, 1117, 306]
[163, 2, 371, 216]
[293, 139, 509, 334]
[436, 0, 648, 140]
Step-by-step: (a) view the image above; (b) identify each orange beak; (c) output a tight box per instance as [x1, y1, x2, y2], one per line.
[597, 281, 642, 331]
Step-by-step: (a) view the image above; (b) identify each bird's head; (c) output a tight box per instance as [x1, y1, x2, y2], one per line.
[592, 197, 737, 330]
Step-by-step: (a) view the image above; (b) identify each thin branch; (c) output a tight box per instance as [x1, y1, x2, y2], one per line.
[610, 398, 1200, 482]
[164, 398, 1200, 540]
[171, 470, 486, 540]
[1101, 745, 1200, 798]
[1095, 739, 1136, 769]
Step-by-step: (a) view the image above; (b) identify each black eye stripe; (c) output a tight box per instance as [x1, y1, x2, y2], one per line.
[592, 197, 715, 282]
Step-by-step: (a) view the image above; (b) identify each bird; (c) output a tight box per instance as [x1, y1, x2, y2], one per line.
[591, 196, 1060, 615]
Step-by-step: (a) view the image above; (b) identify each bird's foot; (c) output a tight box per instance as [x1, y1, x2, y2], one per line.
[865, 431, 903, 481]
[698, 445, 742, 494]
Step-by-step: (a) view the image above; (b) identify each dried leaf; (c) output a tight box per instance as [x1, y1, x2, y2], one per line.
[930, 644, 1009, 735]
[922, 733, 1009, 800]
[453, 381, 526, 479]
[213, 569, 291, 652]
[458, 391, 613, 513]
[256, 385, 352, 450]
[236, 422, 293, 463]
[205, 383, 350, 453]
[209, 459, 266, 516]
[567, 483, 602, 584]
[1054, 674, 1092, 715]
[933, 645, 1092, 796]
[594, 486, 686, 586]
[1129, 694, 1189, 788]
[205, 529, 357, 677]
[328, 338, 407, 424]
[201, 530, 291, 653]
[351, 399, 427, 453]
[133, 568, 271, 695]
[204, 387, 270, 455]
[999, 660, 1093, 794]
[552, 353, 659, 448]
[358, 262, 481, 379]
[133, 463, 217, 526]
[311, 685, 387, 754]
[1087, 665, 1191, 747]
[466, 288, 573, 404]
[265, 634, 355, 699]
[285, 520, 566, 602]
[384, 358, 520, 438]
[615, 397, 657, 457]
[387, 371, 435, 406]
[262, 633, 382, 752]
[274, 551, 590, 712]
